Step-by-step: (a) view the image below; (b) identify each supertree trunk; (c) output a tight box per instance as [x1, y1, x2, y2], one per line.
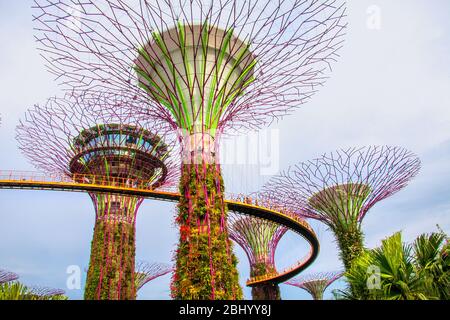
[251, 284, 281, 300]
[172, 162, 242, 300]
[311, 291, 323, 300]
[84, 193, 141, 300]
[333, 224, 364, 272]
[250, 263, 281, 300]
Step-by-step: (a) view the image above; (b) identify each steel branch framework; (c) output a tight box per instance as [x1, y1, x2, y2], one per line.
[262, 145, 421, 271]
[0, 269, 19, 284]
[135, 260, 173, 291]
[33, 0, 347, 134]
[28, 286, 66, 298]
[16, 90, 178, 184]
[228, 195, 288, 300]
[229, 212, 287, 276]
[285, 271, 342, 300]
[262, 146, 421, 226]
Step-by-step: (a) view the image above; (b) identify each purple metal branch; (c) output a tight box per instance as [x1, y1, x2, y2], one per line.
[32, 0, 347, 133]
[0, 269, 19, 284]
[135, 260, 173, 291]
[227, 193, 288, 271]
[28, 285, 66, 297]
[16, 90, 180, 188]
[285, 271, 342, 299]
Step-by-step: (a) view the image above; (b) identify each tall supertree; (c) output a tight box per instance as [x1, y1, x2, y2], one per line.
[285, 271, 342, 300]
[33, 0, 347, 299]
[16, 91, 178, 300]
[0, 269, 19, 284]
[228, 209, 287, 300]
[135, 260, 173, 292]
[262, 146, 421, 277]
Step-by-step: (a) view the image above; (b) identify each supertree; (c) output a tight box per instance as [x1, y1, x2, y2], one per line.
[262, 146, 421, 275]
[28, 286, 66, 298]
[0, 269, 19, 284]
[228, 209, 287, 300]
[16, 91, 178, 300]
[285, 271, 342, 300]
[135, 260, 173, 292]
[32, 0, 347, 299]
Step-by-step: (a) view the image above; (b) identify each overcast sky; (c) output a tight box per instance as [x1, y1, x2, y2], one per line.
[0, 0, 449, 300]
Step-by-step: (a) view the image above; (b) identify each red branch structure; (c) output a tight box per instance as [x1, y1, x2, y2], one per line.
[31, 0, 347, 300]
[0, 269, 19, 284]
[285, 271, 342, 300]
[135, 260, 173, 292]
[16, 91, 179, 300]
[262, 146, 421, 272]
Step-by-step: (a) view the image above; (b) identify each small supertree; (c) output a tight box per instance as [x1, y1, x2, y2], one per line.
[135, 261, 173, 292]
[228, 210, 287, 300]
[28, 286, 66, 299]
[262, 146, 421, 276]
[285, 271, 342, 300]
[16, 91, 178, 300]
[0, 269, 19, 284]
[33, 0, 347, 300]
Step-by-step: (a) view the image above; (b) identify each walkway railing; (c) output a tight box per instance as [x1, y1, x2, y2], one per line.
[0, 170, 319, 286]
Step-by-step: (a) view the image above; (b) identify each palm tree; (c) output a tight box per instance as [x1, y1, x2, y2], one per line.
[0, 282, 30, 300]
[337, 230, 449, 300]
[413, 232, 449, 299]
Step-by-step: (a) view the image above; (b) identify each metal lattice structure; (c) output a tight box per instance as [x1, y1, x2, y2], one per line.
[32, 0, 347, 300]
[262, 146, 421, 271]
[0, 269, 19, 284]
[16, 91, 178, 183]
[285, 271, 342, 300]
[229, 213, 287, 276]
[228, 198, 287, 300]
[28, 286, 66, 297]
[135, 261, 173, 291]
[16, 91, 179, 300]
[33, 0, 347, 138]
[262, 146, 421, 225]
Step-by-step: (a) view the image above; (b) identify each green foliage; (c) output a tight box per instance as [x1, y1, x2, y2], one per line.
[336, 230, 450, 300]
[84, 220, 136, 300]
[249, 261, 281, 300]
[250, 262, 274, 278]
[172, 163, 243, 300]
[0, 282, 29, 300]
[333, 224, 364, 272]
[413, 232, 449, 299]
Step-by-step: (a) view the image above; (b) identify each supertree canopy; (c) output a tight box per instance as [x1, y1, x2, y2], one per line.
[228, 209, 287, 300]
[33, 0, 347, 300]
[135, 261, 173, 292]
[285, 271, 342, 300]
[16, 91, 178, 300]
[0, 269, 19, 284]
[28, 286, 66, 298]
[262, 146, 421, 274]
